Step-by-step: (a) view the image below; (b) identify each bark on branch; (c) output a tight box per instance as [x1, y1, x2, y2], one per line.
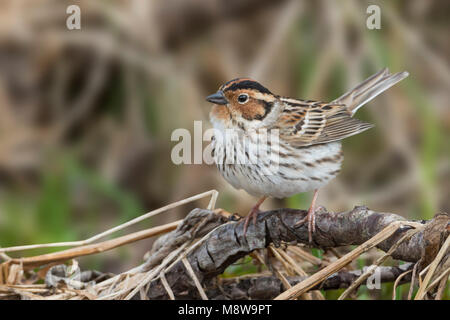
[203, 263, 414, 300]
[144, 206, 449, 299]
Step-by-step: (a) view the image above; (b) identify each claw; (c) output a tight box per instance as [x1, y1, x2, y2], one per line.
[294, 206, 317, 243]
[294, 189, 320, 243]
[242, 196, 267, 237]
[243, 208, 258, 236]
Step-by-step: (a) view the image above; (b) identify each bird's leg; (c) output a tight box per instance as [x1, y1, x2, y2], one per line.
[294, 189, 319, 243]
[243, 196, 267, 236]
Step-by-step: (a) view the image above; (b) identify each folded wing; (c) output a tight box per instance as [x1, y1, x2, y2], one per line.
[275, 99, 373, 147]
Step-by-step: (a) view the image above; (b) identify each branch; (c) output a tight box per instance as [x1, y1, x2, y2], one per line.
[144, 207, 448, 299]
[201, 264, 414, 300]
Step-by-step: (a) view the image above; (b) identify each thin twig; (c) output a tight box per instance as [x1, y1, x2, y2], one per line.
[424, 267, 450, 296]
[276, 247, 324, 300]
[407, 262, 419, 300]
[0, 190, 218, 254]
[392, 270, 412, 300]
[122, 242, 189, 300]
[415, 235, 450, 300]
[182, 257, 208, 300]
[338, 228, 421, 300]
[160, 271, 175, 300]
[287, 246, 324, 266]
[8, 220, 181, 269]
[434, 275, 449, 300]
[275, 221, 421, 300]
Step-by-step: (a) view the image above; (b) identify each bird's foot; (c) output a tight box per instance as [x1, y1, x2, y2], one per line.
[294, 205, 318, 243]
[243, 206, 260, 237]
[242, 196, 268, 237]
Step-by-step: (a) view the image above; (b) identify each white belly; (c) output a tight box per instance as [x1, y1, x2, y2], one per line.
[212, 130, 343, 199]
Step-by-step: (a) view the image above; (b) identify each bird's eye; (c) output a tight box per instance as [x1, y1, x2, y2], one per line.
[237, 94, 249, 104]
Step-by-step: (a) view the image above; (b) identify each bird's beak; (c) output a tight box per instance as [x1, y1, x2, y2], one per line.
[206, 90, 228, 105]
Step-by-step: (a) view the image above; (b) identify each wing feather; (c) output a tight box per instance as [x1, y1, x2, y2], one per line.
[275, 99, 373, 147]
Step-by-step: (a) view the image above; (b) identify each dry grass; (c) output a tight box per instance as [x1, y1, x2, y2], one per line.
[275, 220, 424, 300]
[0, 190, 447, 300]
[0, 190, 219, 299]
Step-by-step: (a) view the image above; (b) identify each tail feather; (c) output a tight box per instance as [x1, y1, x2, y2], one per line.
[332, 68, 409, 115]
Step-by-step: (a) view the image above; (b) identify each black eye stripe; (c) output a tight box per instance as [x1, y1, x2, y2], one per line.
[248, 100, 273, 121]
[262, 100, 273, 114]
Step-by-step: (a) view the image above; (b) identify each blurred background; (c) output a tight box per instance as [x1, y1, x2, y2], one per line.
[0, 0, 448, 298]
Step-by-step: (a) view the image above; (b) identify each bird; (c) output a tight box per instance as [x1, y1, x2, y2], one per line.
[206, 68, 408, 242]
